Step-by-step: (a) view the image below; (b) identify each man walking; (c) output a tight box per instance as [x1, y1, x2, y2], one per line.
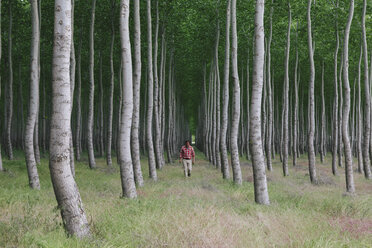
[179, 140, 195, 177]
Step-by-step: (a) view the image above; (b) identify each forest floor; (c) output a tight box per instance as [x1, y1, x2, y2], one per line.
[1, 150, 372, 248]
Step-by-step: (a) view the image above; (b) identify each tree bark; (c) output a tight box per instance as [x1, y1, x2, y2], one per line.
[282, 1, 291, 176]
[293, 21, 298, 167]
[147, 0, 157, 180]
[230, 0, 242, 185]
[24, 0, 41, 189]
[266, 0, 273, 171]
[332, 9, 339, 175]
[75, 25, 83, 162]
[119, 0, 137, 198]
[361, 0, 371, 179]
[357, 45, 363, 173]
[320, 61, 325, 163]
[307, 0, 317, 184]
[49, 0, 90, 237]
[250, 0, 270, 205]
[6, 0, 13, 160]
[87, 0, 96, 169]
[342, 0, 355, 194]
[131, 0, 144, 186]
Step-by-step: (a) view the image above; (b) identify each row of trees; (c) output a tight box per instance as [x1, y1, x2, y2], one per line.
[0, 0, 191, 237]
[197, 0, 371, 205]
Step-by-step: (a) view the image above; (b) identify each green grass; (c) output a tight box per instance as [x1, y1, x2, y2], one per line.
[1, 151, 372, 247]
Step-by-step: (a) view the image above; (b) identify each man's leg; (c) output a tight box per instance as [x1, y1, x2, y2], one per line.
[187, 160, 192, 177]
[182, 159, 188, 177]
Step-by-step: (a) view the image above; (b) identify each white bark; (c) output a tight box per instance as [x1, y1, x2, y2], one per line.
[24, 0, 41, 189]
[230, 0, 242, 185]
[361, 0, 371, 179]
[131, 0, 144, 186]
[332, 12, 339, 175]
[342, 0, 355, 194]
[307, 0, 317, 184]
[87, 0, 96, 169]
[266, 1, 273, 171]
[147, 0, 157, 180]
[119, 0, 137, 198]
[250, 0, 270, 205]
[50, 0, 90, 237]
[357, 45, 363, 173]
[6, 0, 13, 160]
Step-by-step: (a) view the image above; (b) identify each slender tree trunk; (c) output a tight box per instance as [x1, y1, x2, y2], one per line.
[119, 0, 137, 198]
[320, 62, 325, 163]
[49, 0, 90, 237]
[342, 0, 355, 194]
[215, 16, 221, 170]
[75, 26, 83, 162]
[147, 0, 157, 180]
[282, 2, 291, 176]
[87, 0, 96, 169]
[266, 1, 273, 171]
[0, 0, 3, 171]
[106, 1, 115, 167]
[361, 0, 371, 179]
[357, 45, 363, 173]
[230, 0, 242, 185]
[6, 0, 13, 160]
[131, 0, 144, 186]
[339, 50, 343, 168]
[250, 0, 270, 205]
[98, 51, 104, 157]
[307, 0, 317, 184]
[332, 11, 339, 175]
[24, 0, 41, 189]
[69, 0, 76, 176]
[293, 21, 298, 167]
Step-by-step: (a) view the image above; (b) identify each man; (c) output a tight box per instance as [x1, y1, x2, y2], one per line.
[179, 140, 195, 177]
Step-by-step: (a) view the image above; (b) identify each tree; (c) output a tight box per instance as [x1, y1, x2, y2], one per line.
[342, 0, 355, 194]
[24, 0, 41, 189]
[266, 0, 273, 171]
[0, 0, 3, 171]
[131, 0, 144, 186]
[307, 0, 317, 184]
[332, 3, 339, 176]
[250, 0, 270, 205]
[361, 0, 371, 179]
[49, 0, 90, 237]
[230, 0, 242, 185]
[147, 0, 157, 181]
[118, 0, 137, 198]
[87, 0, 96, 169]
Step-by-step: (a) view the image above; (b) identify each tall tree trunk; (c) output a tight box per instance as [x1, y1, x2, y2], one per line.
[147, 0, 157, 180]
[0, 0, 3, 171]
[361, 0, 371, 179]
[307, 0, 317, 184]
[215, 15, 221, 170]
[75, 26, 83, 162]
[153, 0, 162, 170]
[106, 1, 115, 167]
[332, 9, 339, 175]
[338, 50, 343, 168]
[250, 0, 270, 205]
[320, 61, 325, 163]
[98, 51, 104, 157]
[266, 1, 273, 171]
[69, 0, 76, 176]
[230, 0, 242, 185]
[119, 0, 137, 198]
[6, 0, 13, 160]
[342, 0, 355, 194]
[282, 2, 291, 176]
[293, 21, 298, 167]
[49, 0, 90, 237]
[131, 0, 144, 186]
[24, 0, 41, 189]
[357, 45, 363, 173]
[87, 0, 96, 169]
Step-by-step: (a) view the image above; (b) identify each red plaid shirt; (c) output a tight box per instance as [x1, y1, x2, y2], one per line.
[180, 145, 195, 159]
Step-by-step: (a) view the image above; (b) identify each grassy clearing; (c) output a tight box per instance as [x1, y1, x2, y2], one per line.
[0, 151, 372, 247]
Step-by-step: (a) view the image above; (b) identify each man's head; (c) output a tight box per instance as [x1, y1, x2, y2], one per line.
[185, 140, 190, 147]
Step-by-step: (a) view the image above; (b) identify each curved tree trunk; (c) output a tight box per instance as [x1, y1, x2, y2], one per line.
[307, 0, 317, 184]
[49, 0, 90, 237]
[332, 10, 339, 176]
[147, 0, 157, 180]
[361, 0, 371, 179]
[119, 0, 137, 198]
[87, 0, 96, 169]
[250, 0, 270, 205]
[342, 0, 355, 194]
[75, 25, 83, 162]
[230, 0, 242, 185]
[131, 0, 144, 186]
[24, 0, 41, 189]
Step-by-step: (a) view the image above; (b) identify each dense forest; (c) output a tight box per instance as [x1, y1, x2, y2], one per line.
[0, 0, 372, 246]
